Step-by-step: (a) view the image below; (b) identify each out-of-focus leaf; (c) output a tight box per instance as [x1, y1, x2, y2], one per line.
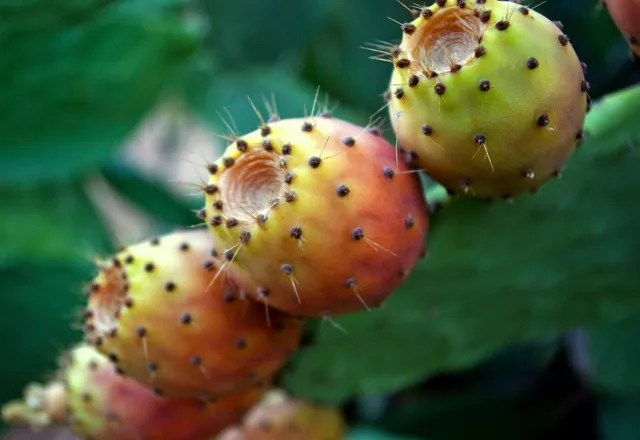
[375, 341, 586, 440]
[184, 63, 369, 136]
[193, 0, 323, 67]
[584, 313, 640, 396]
[583, 84, 640, 150]
[0, 0, 199, 185]
[346, 427, 423, 440]
[101, 161, 200, 230]
[0, 262, 93, 422]
[598, 396, 640, 440]
[0, 180, 113, 263]
[280, 83, 640, 404]
[300, 0, 408, 115]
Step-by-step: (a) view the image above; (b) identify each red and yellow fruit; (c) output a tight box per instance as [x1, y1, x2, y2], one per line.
[1, 345, 268, 440]
[603, 0, 640, 57]
[83, 230, 302, 399]
[387, 0, 588, 198]
[217, 389, 346, 440]
[203, 116, 429, 317]
[64, 344, 267, 440]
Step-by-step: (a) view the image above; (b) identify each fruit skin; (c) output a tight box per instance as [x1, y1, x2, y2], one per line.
[603, 0, 640, 57]
[62, 344, 267, 440]
[387, 0, 588, 198]
[217, 389, 346, 440]
[203, 116, 428, 317]
[83, 229, 302, 399]
[2, 381, 68, 430]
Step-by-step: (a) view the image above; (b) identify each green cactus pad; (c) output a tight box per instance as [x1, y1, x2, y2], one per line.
[584, 312, 640, 397]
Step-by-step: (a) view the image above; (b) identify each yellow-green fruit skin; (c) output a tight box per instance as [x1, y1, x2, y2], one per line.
[388, 0, 588, 198]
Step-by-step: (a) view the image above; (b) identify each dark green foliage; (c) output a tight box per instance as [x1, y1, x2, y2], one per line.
[299, 0, 410, 113]
[346, 427, 423, 440]
[599, 396, 640, 440]
[183, 62, 368, 136]
[584, 312, 640, 396]
[367, 342, 597, 440]
[0, 180, 113, 262]
[0, 0, 199, 184]
[0, 262, 94, 419]
[193, 0, 324, 67]
[102, 161, 200, 229]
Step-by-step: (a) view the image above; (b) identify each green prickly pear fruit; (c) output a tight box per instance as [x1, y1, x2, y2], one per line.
[82, 230, 302, 399]
[386, 0, 588, 198]
[202, 116, 429, 317]
[217, 389, 346, 440]
[61, 344, 267, 440]
[603, 0, 640, 57]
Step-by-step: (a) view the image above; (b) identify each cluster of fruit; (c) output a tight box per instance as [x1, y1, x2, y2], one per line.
[3, 0, 625, 438]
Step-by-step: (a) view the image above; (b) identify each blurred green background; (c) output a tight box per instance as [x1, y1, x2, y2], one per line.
[1, 0, 640, 439]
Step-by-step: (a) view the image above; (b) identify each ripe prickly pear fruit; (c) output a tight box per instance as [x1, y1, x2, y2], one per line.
[83, 229, 302, 399]
[386, 0, 588, 198]
[603, 0, 640, 57]
[202, 116, 428, 317]
[2, 381, 68, 431]
[61, 344, 267, 440]
[217, 389, 346, 440]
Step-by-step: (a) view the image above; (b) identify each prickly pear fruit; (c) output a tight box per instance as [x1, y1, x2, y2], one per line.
[60, 344, 267, 440]
[386, 0, 588, 198]
[2, 381, 68, 431]
[202, 116, 428, 317]
[217, 389, 346, 440]
[83, 229, 302, 399]
[603, 0, 640, 57]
